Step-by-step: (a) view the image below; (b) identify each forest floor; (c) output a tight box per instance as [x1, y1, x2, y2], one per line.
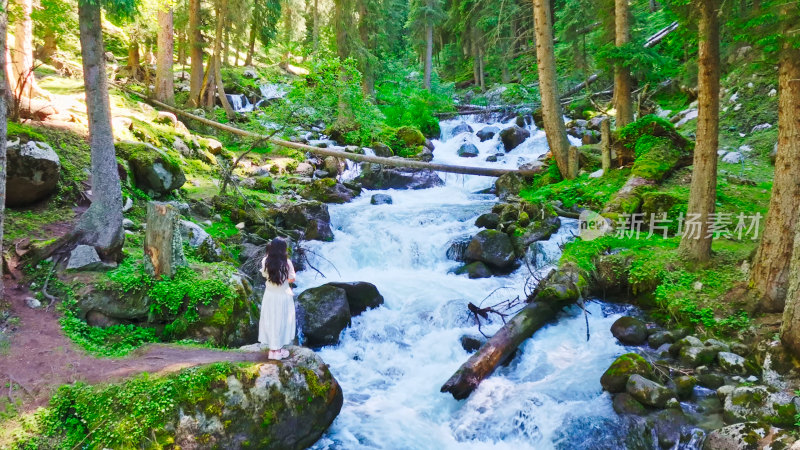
[0, 272, 269, 414]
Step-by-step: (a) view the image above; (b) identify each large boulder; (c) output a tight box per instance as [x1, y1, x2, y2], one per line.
[454, 261, 492, 279]
[463, 230, 516, 270]
[6, 140, 61, 207]
[180, 220, 222, 262]
[457, 142, 479, 158]
[610, 316, 648, 345]
[450, 122, 474, 137]
[326, 281, 384, 315]
[299, 178, 359, 204]
[600, 353, 653, 393]
[476, 126, 500, 142]
[118, 142, 186, 197]
[297, 285, 351, 348]
[718, 351, 747, 375]
[495, 173, 525, 200]
[499, 125, 531, 151]
[355, 163, 444, 190]
[395, 126, 427, 148]
[723, 386, 799, 426]
[626, 374, 675, 408]
[704, 422, 797, 450]
[66, 245, 105, 271]
[271, 201, 334, 242]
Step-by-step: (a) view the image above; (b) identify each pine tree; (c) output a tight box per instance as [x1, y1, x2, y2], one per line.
[613, 0, 633, 127]
[677, 0, 720, 263]
[0, 0, 8, 300]
[155, 5, 175, 104]
[407, 0, 445, 91]
[188, 0, 204, 106]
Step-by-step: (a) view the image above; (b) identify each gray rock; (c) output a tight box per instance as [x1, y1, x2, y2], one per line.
[495, 173, 525, 200]
[300, 179, 359, 204]
[120, 142, 186, 197]
[122, 218, 136, 229]
[155, 111, 179, 127]
[673, 109, 698, 127]
[674, 375, 697, 400]
[454, 261, 493, 279]
[457, 142, 479, 158]
[325, 281, 384, 316]
[722, 386, 799, 425]
[669, 335, 703, 356]
[476, 126, 500, 141]
[626, 374, 675, 408]
[272, 201, 334, 242]
[718, 352, 747, 375]
[680, 345, 719, 367]
[475, 213, 500, 229]
[24, 297, 41, 309]
[297, 285, 351, 347]
[717, 385, 735, 402]
[173, 137, 193, 157]
[610, 316, 648, 345]
[648, 330, 675, 348]
[242, 68, 258, 79]
[122, 197, 134, 212]
[499, 125, 531, 151]
[6, 140, 61, 207]
[485, 155, 498, 162]
[355, 163, 444, 190]
[445, 236, 471, 262]
[370, 194, 393, 205]
[460, 335, 485, 352]
[697, 373, 725, 389]
[722, 152, 744, 164]
[612, 392, 648, 416]
[751, 123, 772, 133]
[464, 230, 516, 269]
[371, 143, 393, 157]
[66, 245, 104, 271]
[450, 122, 474, 137]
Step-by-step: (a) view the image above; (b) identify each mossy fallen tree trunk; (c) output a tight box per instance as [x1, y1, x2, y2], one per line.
[117, 87, 542, 178]
[441, 263, 586, 399]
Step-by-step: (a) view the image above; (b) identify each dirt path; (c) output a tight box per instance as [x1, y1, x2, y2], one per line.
[0, 276, 269, 412]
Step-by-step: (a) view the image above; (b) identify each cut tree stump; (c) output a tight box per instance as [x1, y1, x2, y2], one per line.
[144, 201, 186, 279]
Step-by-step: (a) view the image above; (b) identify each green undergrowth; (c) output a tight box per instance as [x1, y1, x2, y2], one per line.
[561, 235, 754, 335]
[9, 363, 236, 449]
[520, 167, 631, 211]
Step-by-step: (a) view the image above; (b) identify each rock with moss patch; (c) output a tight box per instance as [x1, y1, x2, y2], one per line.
[610, 316, 648, 345]
[118, 142, 186, 197]
[718, 352, 747, 375]
[475, 213, 500, 229]
[613, 392, 648, 416]
[457, 142, 479, 158]
[495, 173, 525, 200]
[464, 230, 516, 270]
[704, 422, 796, 450]
[722, 386, 799, 426]
[601, 353, 654, 393]
[300, 178, 359, 204]
[454, 261, 493, 279]
[6, 140, 61, 207]
[499, 125, 531, 151]
[271, 201, 334, 242]
[626, 374, 675, 408]
[371, 143, 394, 157]
[396, 126, 427, 148]
[297, 285, 351, 348]
[253, 176, 277, 193]
[370, 194, 393, 205]
[680, 345, 719, 367]
[170, 348, 342, 449]
[674, 375, 697, 400]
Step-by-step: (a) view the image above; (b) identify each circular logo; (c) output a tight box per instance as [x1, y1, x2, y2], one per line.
[578, 209, 611, 241]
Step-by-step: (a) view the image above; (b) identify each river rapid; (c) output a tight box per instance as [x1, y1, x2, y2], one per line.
[295, 116, 678, 449]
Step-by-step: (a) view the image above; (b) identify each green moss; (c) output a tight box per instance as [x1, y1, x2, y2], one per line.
[13, 363, 235, 449]
[520, 167, 630, 211]
[299, 367, 331, 402]
[7, 121, 46, 141]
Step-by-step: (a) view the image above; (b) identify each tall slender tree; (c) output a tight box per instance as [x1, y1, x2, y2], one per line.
[677, 0, 720, 263]
[72, 0, 134, 259]
[0, 0, 9, 300]
[188, 0, 204, 106]
[532, 0, 575, 179]
[9, 0, 48, 99]
[407, 0, 445, 91]
[613, 0, 633, 127]
[155, 5, 175, 104]
[745, 1, 800, 312]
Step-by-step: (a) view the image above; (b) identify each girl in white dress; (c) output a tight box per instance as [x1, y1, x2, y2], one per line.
[258, 237, 296, 360]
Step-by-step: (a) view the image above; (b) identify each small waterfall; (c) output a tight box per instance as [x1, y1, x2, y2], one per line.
[226, 94, 254, 113]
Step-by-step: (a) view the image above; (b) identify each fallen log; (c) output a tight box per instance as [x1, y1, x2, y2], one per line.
[645, 22, 679, 48]
[115, 86, 542, 178]
[441, 301, 557, 399]
[441, 263, 585, 399]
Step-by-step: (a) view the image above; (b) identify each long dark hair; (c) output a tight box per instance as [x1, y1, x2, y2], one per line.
[263, 238, 290, 285]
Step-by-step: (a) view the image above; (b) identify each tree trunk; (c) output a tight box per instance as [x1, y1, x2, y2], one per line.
[424, 25, 433, 91]
[73, 0, 125, 259]
[441, 302, 556, 399]
[312, 0, 320, 54]
[128, 42, 141, 80]
[532, 0, 574, 179]
[0, 1, 8, 301]
[245, 18, 256, 66]
[223, 29, 230, 67]
[39, 30, 57, 63]
[12, 0, 46, 99]
[751, 39, 800, 312]
[144, 202, 187, 280]
[649, 0, 659, 12]
[155, 7, 175, 105]
[781, 207, 800, 355]
[357, 1, 374, 96]
[189, 0, 204, 107]
[213, 0, 235, 118]
[601, 117, 612, 173]
[613, 0, 633, 127]
[334, 0, 353, 129]
[677, 0, 720, 263]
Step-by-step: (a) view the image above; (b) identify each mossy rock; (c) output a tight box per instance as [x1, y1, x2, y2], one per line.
[600, 352, 654, 393]
[253, 176, 276, 193]
[299, 178, 359, 204]
[395, 126, 426, 148]
[117, 142, 186, 197]
[536, 262, 588, 306]
[454, 261, 493, 279]
[641, 191, 680, 226]
[615, 115, 693, 182]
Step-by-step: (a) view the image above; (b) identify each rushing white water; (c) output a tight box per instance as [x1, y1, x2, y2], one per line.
[296, 117, 647, 449]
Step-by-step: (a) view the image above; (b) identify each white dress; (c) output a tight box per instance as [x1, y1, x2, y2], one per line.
[258, 258, 296, 351]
